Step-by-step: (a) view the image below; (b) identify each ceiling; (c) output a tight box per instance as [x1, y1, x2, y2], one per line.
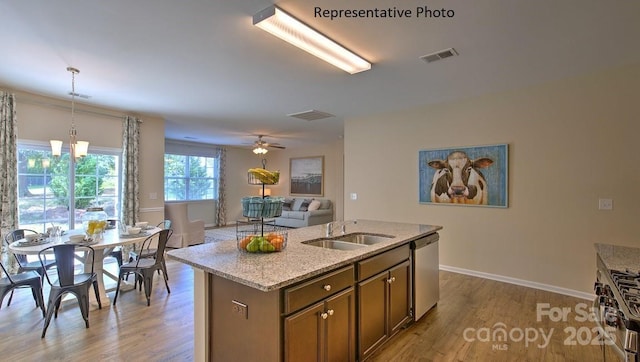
[1, 1, 639, 150]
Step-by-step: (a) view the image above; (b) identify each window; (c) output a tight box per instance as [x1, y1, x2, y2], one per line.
[164, 154, 218, 201]
[17, 142, 121, 232]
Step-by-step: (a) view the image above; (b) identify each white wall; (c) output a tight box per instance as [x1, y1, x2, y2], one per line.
[344, 62, 640, 295]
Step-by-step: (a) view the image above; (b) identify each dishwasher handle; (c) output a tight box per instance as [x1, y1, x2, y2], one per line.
[412, 232, 439, 249]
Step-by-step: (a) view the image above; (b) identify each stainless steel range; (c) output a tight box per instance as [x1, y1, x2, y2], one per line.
[595, 243, 640, 361]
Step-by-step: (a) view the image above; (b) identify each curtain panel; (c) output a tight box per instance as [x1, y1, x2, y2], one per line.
[0, 91, 19, 269]
[121, 116, 141, 226]
[215, 147, 226, 226]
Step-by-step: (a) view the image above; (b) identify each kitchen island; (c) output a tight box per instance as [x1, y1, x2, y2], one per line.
[167, 220, 442, 361]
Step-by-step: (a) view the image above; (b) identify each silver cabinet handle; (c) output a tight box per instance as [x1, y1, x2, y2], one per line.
[323, 284, 331, 291]
[387, 276, 396, 284]
[321, 312, 328, 319]
[327, 309, 334, 316]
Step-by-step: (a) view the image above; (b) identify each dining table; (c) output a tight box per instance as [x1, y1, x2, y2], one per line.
[8, 226, 161, 309]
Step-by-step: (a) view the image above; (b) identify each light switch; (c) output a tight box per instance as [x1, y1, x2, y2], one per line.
[598, 198, 613, 210]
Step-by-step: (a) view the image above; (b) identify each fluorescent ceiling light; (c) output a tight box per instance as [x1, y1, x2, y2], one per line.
[253, 6, 371, 74]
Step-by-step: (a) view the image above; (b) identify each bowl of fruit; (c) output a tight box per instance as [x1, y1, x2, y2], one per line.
[237, 230, 287, 253]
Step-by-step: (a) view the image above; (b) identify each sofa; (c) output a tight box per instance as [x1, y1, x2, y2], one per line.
[273, 198, 333, 228]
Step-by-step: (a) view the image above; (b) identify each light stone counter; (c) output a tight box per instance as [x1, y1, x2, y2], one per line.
[595, 243, 640, 273]
[167, 219, 441, 292]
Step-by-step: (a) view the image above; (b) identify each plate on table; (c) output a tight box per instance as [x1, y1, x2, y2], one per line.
[65, 238, 99, 246]
[119, 231, 150, 238]
[16, 239, 51, 247]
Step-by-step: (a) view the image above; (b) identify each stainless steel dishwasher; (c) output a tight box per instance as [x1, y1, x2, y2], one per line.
[411, 232, 439, 321]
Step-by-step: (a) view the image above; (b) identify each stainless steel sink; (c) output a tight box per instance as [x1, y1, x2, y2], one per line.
[334, 233, 394, 245]
[302, 239, 369, 250]
[302, 233, 395, 250]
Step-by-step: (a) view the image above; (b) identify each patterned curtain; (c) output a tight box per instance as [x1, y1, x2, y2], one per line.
[215, 147, 227, 226]
[0, 91, 19, 270]
[121, 116, 141, 227]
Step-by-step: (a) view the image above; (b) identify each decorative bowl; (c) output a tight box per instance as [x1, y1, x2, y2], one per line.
[127, 227, 142, 235]
[68, 234, 86, 243]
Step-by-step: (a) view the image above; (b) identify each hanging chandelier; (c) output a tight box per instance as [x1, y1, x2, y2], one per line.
[50, 67, 89, 159]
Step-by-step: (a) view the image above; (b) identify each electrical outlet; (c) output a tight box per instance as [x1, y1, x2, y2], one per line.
[149, 192, 157, 200]
[350, 193, 358, 200]
[598, 198, 613, 210]
[232, 300, 248, 319]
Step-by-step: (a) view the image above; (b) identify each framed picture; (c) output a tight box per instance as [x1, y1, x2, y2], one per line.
[419, 144, 508, 207]
[290, 156, 324, 196]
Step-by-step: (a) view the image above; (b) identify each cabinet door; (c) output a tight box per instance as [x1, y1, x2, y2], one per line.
[388, 260, 411, 336]
[284, 301, 325, 362]
[358, 271, 389, 360]
[325, 287, 356, 362]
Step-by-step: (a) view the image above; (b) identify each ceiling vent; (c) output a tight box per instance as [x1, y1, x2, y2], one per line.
[287, 109, 335, 121]
[419, 48, 458, 63]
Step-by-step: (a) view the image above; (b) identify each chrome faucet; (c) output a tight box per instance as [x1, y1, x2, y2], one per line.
[326, 220, 357, 237]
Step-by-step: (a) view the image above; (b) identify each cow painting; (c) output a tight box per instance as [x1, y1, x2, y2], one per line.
[428, 151, 494, 205]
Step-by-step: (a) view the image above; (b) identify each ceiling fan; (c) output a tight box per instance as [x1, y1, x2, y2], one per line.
[251, 135, 286, 154]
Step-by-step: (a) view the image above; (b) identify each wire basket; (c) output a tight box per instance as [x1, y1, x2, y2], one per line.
[236, 224, 288, 253]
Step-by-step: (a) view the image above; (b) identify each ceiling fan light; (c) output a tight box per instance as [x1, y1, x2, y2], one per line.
[253, 146, 268, 155]
[253, 6, 371, 74]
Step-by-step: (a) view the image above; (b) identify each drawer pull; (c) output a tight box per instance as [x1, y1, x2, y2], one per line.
[323, 284, 332, 291]
[321, 312, 328, 319]
[327, 309, 334, 316]
[387, 276, 396, 284]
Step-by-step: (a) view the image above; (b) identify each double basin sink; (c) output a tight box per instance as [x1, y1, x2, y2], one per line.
[302, 233, 395, 250]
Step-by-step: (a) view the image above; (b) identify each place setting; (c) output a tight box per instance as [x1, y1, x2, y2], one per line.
[15, 233, 52, 247]
[119, 222, 153, 238]
[65, 234, 99, 246]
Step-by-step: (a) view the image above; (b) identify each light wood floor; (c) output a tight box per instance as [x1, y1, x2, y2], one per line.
[1, 259, 603, 361]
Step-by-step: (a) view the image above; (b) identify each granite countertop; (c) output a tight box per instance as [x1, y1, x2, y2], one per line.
[167, 220, 442, 292]
[595, 243, 640, 272]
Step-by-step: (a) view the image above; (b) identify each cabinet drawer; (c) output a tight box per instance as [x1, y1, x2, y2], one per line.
[357, 244, 410, 281]
[284, 265, 354, 314]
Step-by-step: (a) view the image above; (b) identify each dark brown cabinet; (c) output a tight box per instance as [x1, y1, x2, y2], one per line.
[357, 245, 411, 361]
[284, 287, 356, 362]
[282, 265, 356, 362]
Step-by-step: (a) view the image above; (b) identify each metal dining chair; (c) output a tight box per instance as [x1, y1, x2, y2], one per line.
[3, 229, 57, 305]
[113, 229, 172, 307]
[0, 259, 46, 317]
[128, 220, 172, 280]
[39, 244, 101, 338]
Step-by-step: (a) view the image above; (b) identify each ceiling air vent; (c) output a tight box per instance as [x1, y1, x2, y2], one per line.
[287, 110, 335, 121]
[420, 48, 458, 63]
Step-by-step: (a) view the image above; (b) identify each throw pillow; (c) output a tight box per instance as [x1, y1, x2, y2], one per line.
[291, 198, 304, 211]
[308, 199, 321, 211]
[298, 199, 313, 212]
[282, 198, 293, 211]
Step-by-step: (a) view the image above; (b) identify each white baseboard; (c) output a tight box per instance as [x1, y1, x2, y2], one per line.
[439, 264, 594, 301]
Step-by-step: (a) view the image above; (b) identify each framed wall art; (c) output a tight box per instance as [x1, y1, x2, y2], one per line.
[290, 156, 324, 196]
[419, 144, 508, 207]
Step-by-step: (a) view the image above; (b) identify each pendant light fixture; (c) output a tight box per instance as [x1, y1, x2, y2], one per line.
[50, 67, 89, 159]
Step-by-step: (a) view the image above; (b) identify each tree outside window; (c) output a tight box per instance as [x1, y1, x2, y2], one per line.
[164, 154, 218, 201]
[17, 144, 120, 232]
